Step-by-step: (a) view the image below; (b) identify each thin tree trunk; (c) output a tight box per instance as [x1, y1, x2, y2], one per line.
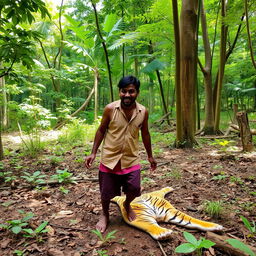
[148, 41, 155, 114]
[214, 0, 228, 132]
[0, 63, 8, 129]
[179, 0, 199, 147]
[94, 69, 99, 120]
[54, 86, 95, 129]
[91, 2, 114, 102]
[171, 0, 182, 145]
[199, 0, 215, 134]
[244, 0, 256, 69]
[0, 125, 3, 160]
[156, 70, 171, 126]
[213, 13, 245, 116]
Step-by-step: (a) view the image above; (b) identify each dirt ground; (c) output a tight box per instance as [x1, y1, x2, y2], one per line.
[0, 133, 255, 256]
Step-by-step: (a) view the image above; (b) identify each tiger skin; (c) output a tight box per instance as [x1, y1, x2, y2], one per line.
[111, 187, 223, 240]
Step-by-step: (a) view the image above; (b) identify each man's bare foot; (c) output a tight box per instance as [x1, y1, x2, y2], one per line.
[96, 215, 109, 233]
[124, 202, 136, 222]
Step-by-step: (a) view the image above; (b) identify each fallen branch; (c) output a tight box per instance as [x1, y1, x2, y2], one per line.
[196, 135, 237, 139]
[206, 231, 256, 256]
[50, 223, 88, 232]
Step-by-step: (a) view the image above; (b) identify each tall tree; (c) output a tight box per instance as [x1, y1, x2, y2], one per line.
[214, 0, 228, 132]
[179, 0, 199, 147]
[172, 0, 182, 145]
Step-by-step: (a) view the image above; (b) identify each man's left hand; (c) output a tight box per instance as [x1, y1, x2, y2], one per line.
[148, 157, 157, 171]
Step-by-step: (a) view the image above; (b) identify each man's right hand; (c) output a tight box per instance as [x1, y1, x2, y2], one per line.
[85, 153, 96, 169]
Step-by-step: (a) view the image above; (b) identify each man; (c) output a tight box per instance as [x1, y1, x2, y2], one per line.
[85, 75, 157, 232]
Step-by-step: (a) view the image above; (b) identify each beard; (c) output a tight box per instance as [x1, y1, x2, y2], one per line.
[121, 97, 136, 107]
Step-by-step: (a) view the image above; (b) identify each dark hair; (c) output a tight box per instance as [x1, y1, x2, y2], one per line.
[117, 75, 140, 91]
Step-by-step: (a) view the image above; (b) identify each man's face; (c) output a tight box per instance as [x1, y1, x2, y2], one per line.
[119, 84, 139, 107]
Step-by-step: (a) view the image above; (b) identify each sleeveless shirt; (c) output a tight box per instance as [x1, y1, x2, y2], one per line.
[100, 100, 146, 170]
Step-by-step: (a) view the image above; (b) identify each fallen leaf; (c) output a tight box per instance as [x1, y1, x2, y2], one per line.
[46, 225, 55, 236]
[113, 245, 123, 255]
[209, 247, 215, 255]
[0, 238, 11, 249]
[48, 248, 65, 256]
[55, 210, 73, 219]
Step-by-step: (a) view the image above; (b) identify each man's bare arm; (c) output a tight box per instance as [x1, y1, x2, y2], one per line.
[85, 105, 112, 169]
[141, 110, 157, 171]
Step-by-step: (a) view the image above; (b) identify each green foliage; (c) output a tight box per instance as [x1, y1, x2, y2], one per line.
[203, 200, 224, 219]
[161, 168, 182, 180]
[21, 171, 46, 186]
[0, 211, 48, 242]
[59, 186, 70, 194]
[175, 232, 215, 256]
[225, 239, 255, 256]
[212, 174, 228, 181]
[0, 0, 50, 76]
[91, 229, 117, 245]
[13, 250, 27, 256]
[22, 221, 48, 241]
[47, 155, 64, 165]
[58, 119, 99, 146]
[51, 169, 77, 184]
[0, 171, 17, 183]
[211, 139, 232, 152]
[141, 177, 155, 185]
[96, 250, 108, 256]
[229, 176, 244, 185]
[240, 216, 256, 237]
[0, 212, 34, 235]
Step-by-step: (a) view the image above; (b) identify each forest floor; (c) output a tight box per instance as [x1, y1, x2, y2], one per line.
[0, 130, 256, 256]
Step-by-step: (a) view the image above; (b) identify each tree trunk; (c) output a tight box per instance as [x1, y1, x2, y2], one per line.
[156, 70, 171, 126]
[91, 2, 114, 102]
[94, 69, 99, 121]
[179, 0, 199, 147]
[214, 0, 228, 133]
[236, 111, 254, 152]
[171, 0, 182, 145]
[244, 0, 256, 69]
[198, 0, 215, 135]
[0, 111, 3, 160]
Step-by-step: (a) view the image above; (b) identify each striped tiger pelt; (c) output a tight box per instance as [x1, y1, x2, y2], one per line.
[111, 187, 223, 240]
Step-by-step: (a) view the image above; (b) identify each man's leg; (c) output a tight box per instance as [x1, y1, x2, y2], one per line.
[97, 171, 121, 232]
[123, 169, 141, 222]
[124, 193, 137, 222]
[96, 199, 110, 233]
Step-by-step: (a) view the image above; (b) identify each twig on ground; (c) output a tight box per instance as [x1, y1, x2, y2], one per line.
[157, 241, 167, 256]
[50, 223, 88, 232]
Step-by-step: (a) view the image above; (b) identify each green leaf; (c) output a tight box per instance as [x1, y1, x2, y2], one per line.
[241, 216, 252, 231]
[183, 231, 198, 245]
[141, 59, 166, 74]
[175, 243, 196, 253]
[35, 221, 48, 233]
[199, 239, 216, 249]
[12, 226, 22, 234]
[103, 13, 118, 33]
[23, 228, 34, 234]
[91, 229, 103, 241]
[226, 239, 255, 256]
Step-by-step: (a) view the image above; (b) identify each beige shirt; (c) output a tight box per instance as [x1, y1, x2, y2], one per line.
[100, 100, 146, 170]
